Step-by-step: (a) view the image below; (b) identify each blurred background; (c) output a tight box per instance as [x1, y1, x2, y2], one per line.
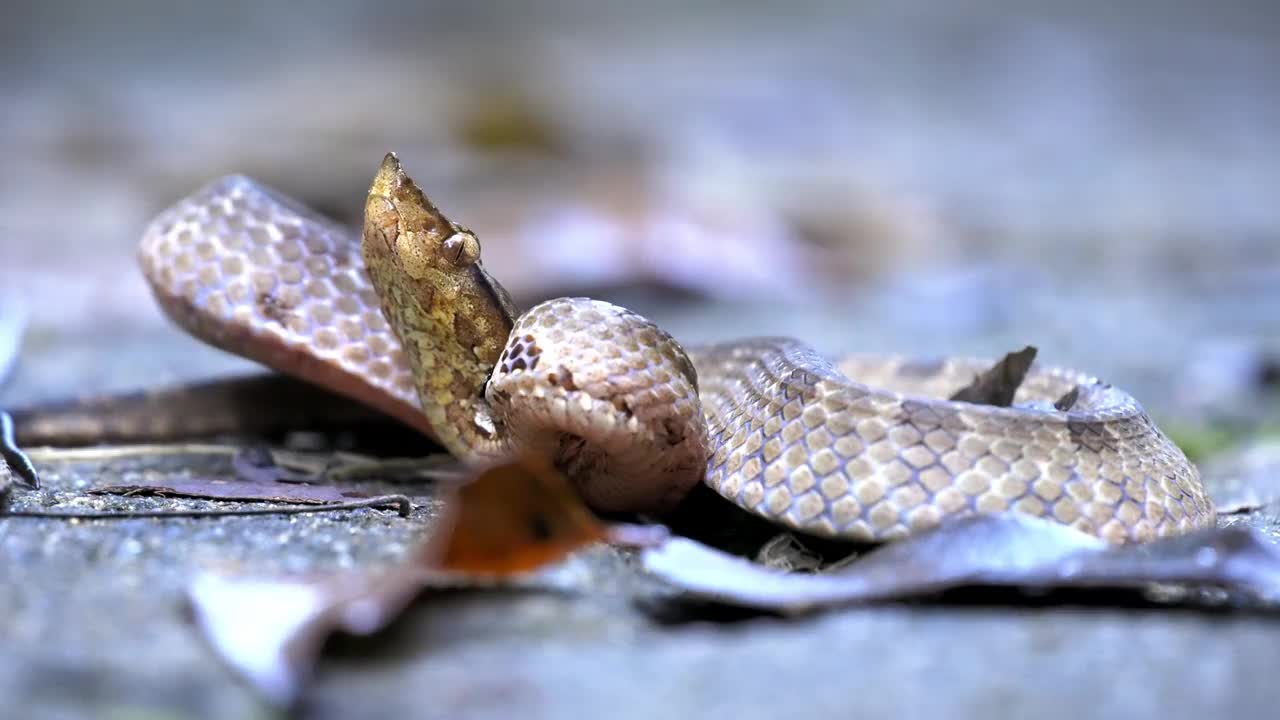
[2, 0, 1278, 432]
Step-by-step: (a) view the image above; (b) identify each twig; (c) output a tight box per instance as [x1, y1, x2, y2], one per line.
[2, 494, 414, 519]
[21, 443, 241, 462]
[0, 411, 39, 488]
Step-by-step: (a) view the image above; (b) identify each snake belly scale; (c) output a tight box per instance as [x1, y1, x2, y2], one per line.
[137, 154, 1214, 544]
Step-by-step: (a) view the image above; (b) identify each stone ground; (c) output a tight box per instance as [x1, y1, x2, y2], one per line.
[4, 2, 1280, 718]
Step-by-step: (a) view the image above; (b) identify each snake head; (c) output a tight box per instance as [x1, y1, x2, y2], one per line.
[360, 152, 519, 322]
[363, 152, 480, 277]
[359, 152, 521, 456]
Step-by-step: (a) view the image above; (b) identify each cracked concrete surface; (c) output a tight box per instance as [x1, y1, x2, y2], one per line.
[3, 2, 1280, 718]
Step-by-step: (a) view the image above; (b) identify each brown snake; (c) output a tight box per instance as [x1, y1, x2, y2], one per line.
[137, 153, 1214, 544]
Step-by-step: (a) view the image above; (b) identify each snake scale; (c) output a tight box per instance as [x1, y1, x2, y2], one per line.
[137, 153, 1214, 544]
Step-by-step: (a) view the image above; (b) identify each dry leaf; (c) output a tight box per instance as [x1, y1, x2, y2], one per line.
[188, 455, 660, 705]
[948, 346, 1037, 407]
[188, 567, 464, 706]
[418, 454, 613, 575]
[642, 514, 1280, 613]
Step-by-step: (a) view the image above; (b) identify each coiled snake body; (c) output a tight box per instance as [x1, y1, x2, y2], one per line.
[138, 154, 1214, 544]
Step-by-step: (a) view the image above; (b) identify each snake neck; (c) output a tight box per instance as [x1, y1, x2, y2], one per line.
[360, 153, 518, 458]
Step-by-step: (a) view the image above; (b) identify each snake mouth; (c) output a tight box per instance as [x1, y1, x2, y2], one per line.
[361, 203, 398, 257]
[557, 432, 588, 470]
[555, 433, 622, 510]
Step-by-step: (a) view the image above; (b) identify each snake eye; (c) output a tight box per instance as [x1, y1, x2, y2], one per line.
[443, 231, 481, 267]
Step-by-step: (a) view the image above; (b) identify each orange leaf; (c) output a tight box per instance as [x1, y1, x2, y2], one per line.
[421, 454, 610, 575]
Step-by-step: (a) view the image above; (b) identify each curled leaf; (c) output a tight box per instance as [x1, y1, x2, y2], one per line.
[188, 568, 449, 707]
[642, 514, 1280, 613]
[188, 455, 656, 705]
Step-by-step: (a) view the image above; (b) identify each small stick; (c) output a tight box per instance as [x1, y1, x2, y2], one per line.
[22, 443, 241, 462]
[2, 494, 413, 519]
[0, 411, 39, 489]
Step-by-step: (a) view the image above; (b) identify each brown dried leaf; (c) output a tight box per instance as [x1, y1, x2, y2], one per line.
[188, 455, 660, 706]
[642, 514, 1280, 613]
[417, 454, 613, 575]
[948, 346, 1037, 407]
